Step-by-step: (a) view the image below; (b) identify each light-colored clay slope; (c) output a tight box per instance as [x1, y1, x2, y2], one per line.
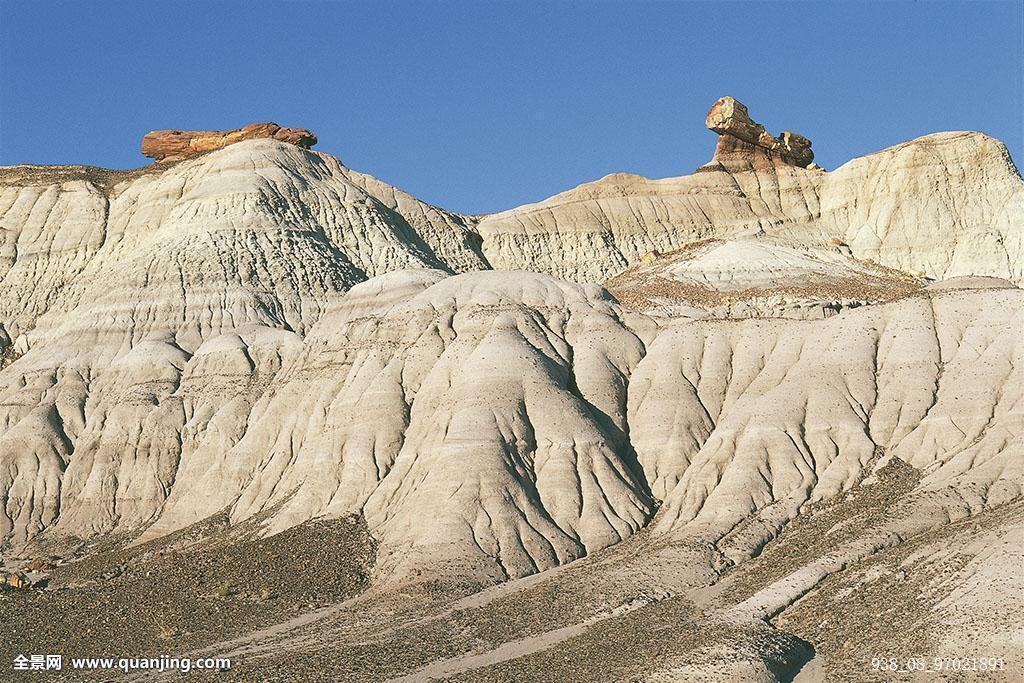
[0, 140, 485, 546]
[604, 234, 926, 318]
[139, 270, 657, 586]
[4, 269, 1017, 683]
[0, 140, 486, 346]
[477, 131, 1024, 284]
[1, 265, 1019, 592]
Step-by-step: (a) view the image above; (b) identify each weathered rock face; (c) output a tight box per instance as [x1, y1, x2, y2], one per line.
[141, 122, 317, 162]
[477, 130, 1022, 284]
[705, 96, 814, 169]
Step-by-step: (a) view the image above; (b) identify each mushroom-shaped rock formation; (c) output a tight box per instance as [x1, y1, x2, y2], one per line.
[141, 122, 317, 162]
[704, 96, 814, 170]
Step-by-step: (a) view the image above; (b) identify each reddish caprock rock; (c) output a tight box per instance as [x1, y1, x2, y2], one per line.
[141, 122, 317, 162]
[703, 96, 815, 171]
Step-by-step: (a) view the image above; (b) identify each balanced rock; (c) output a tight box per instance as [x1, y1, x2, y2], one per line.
[705, 96, 764, 143]
[141, 122, 317, 162]
[705, 96, 813, 168]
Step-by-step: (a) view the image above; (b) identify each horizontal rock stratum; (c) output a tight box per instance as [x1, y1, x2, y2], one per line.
[141, 121, 317, 161]
[1, 99, 1022, 682]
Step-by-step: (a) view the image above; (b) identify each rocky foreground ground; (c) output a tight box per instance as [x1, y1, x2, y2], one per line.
[7, 459, 1019, 682]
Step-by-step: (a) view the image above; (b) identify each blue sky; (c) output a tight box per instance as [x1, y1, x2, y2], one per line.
[1, 1, 1021, 214]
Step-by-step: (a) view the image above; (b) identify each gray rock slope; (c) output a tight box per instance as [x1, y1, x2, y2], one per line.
[0, 141, 485, 347]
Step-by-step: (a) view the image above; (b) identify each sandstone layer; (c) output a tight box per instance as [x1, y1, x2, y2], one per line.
[141, 122, 317, 162]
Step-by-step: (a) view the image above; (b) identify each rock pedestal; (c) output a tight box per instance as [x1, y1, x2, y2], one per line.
[704, 96, 814, 170]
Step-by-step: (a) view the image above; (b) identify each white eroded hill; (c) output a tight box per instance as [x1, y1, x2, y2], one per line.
[478, 131, 1023, 284]
[0, 107, 1021, 681]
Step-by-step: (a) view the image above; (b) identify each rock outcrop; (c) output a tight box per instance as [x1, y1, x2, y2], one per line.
[704, 96, 814, 169]
[476, 131, 1023, 284]
[141, 122, 317, 162]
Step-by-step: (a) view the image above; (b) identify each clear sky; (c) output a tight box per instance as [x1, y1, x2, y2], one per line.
[1, 1, 1021, 214]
